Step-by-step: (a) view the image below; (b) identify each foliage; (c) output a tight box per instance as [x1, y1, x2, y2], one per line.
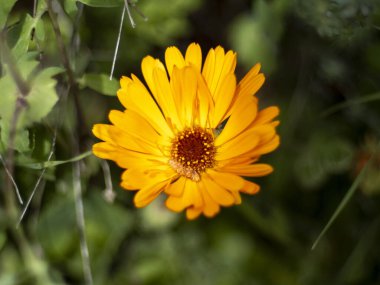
[1, 0, 380, 284]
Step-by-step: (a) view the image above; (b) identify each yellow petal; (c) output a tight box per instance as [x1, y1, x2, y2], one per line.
[230, 191, 242, 204]
[250, 124, 276, 140]
[237, 73, 265, 100]
[249, 135, 280, 157]
[165, 176, 186, 197]
[170, 66, 198, 127]
[141, 55, 166, 96]
[212, 73, 236, 127]
[94, 123, 160, 155]
[92, 124, 113, 142]
[165, 195, 186, 212]
[152, 67, 182, 128]
[165, 179, 202, 211]
[92, 142, 117, 159]
[93, 141, 166, 170]
[207, 170, 245, 191]
[165, 46, 186, 76]
[109, 110, 159, 143]
[134, 178, 171, 208]
[199, 183, 220, 217]
[241, 180, 260, 195]
[121, 166, 169, 190]
[216, 128, 260, 160]
[202, 176, 235, 206]
[120, 76, 132, 89]
[185, 43, 202, 72]
[96, 124, 151, 154]
[241, 73, 264, 97]
[116, 157, 163, 169]
[202, 47, 237, 96]
[186, 207, 202, 220]
[252, 106, 280, 126]
[120, 76, 173, 137]
[213, 49, 237, 95]
[227, 64, 263, 120]
[195, 72, 214, 128]
[220, 164, 273, 177]
[238, 63, 261, 88]
[182, 67, 199, 126]
[271, 120, 280, 128]
[214, 96, 258, 146]
[183, 179, 203, 208]
[202, 48, 215, 91]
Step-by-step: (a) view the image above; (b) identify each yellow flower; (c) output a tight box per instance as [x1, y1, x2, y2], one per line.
[92, 43, 280, 219]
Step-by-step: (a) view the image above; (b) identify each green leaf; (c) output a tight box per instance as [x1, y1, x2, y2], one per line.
[76, 0, 123, 7]
[78, 73, 119, 96]
[0, 0, 17, 28]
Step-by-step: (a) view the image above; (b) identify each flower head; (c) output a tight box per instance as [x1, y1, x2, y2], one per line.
[92, 43, 280, 219]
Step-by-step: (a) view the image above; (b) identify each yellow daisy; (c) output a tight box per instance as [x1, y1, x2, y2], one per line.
[92, 43, 280, 219]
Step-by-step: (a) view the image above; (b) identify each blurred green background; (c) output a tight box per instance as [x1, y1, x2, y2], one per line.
[1, 0, 380, 284]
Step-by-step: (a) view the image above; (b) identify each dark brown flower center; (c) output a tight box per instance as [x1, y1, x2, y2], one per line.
[169, 127, 216, 181]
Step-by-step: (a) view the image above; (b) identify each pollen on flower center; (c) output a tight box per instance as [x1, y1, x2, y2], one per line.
[169, 127, 216, 182]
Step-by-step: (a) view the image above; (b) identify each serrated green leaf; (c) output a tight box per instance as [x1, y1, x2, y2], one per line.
[0, 62, 27, 152]
[0, 119, 30, 153]
[78, 73, 119, 96]
[0, 0, 17, 28]
[12, 11, 46, 58]
[76, 0, 123, 7]
[21, 67, 62, 125]
[0, 53, 62, 152]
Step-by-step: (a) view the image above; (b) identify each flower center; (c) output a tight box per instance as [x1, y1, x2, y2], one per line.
[169, 127, 216, 182]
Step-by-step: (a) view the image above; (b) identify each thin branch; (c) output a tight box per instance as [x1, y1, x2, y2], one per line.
[0, 154, 23, 204]
[17, 122, 58, 226]
[109, 7, 126, 80]
[17, 0, 85, 225]
[46, 0, 87, 138]
[311, 148, 376, 250]
[124, 0, 136, 28]
[0, 29, 52, 285]
[101, 160, 115, 203]
[0, 31, 30, 96]
[73, 159, 93, 285]
[69, 2, 84, 59]
[0, 30, 31, 207]
[109, 0, 147, 79]
[128, 1, 148, 21]
[46, 0, 75, 85]
[33, 0, 38, 17]
[46, 1, 92, 282]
